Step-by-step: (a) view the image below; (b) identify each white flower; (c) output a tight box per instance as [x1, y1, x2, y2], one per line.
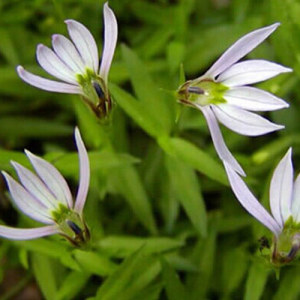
[17, 2, 117, 118]
[0, 128, 90, 246]
[178, 23, 292, 176]
[225, 148, 300, 264]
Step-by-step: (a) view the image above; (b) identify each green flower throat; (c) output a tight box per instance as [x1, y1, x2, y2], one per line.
[52, 204, 90, 247]
[272, 217, 300, 265]
[177, 79, 228, 106]
[76, 68, 111, 119]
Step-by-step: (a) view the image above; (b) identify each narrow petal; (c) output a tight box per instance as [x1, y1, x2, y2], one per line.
[25, 150, 73, 209]
[17, 66, 82, 94]
[224, 162, 282, 236]
[36, 44, 77, 84]
[74, 128, 90, 214]
[212, 104, 284, 136]
[292, 173, 300, 222]
[11, 161, 58, 210]
[204, 23, 280, 78]
[218, 60, 292, 87]
[52, 34, 86, 73]
[199, 105, 245, 176]
[270, 148, 293, 226]
[65, 19, 99, 73]
[0, 225, 59, 240]
[223, 86, 289, 111]
[99, 2, 118, 83]
[2, 171, 53, 224]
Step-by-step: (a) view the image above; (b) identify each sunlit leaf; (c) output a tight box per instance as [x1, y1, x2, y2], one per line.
[98, 235, 184, 258]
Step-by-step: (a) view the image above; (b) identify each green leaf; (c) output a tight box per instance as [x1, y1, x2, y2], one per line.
[130, 283, 163, 300]
[32, 253, 57, 300]
[121, 45, 174, 135]
[56, 271, 90, 300]
[130, 2, 176, 26]
[165, 155, 207, 236]
[0, 28, 19, 65]
[45, 150, 139, 178]
[252, 135, 300, 165]
[159, 136, 228, 185]
[270, 0, 300, 66]
[110, 83, 164, 138]
[161, 259, 187, 300]
[221, 248, 248, 296]
[231, 0, 251, 23]
[14, 239, 79, 270]
[216, 215, 252, 233]
[184, 18, 262, 74]
[187, 221, 218, 299]
[95, 249, 160, 300]
[137, 27, 174, 59]
[0, 150, 29, 170]
[244, 261, 270, 300]
[273, 267, 300, 300]
[167, 42, 185, 73]
[98, 235, 184, 258]
[0, 117, 72, 139]
[73, 250, 117, 276]
[159, 173, 180, 234]
[118, 259, 161, 300]
[164, 254, 198, 273]
[110, 165, 157, 234]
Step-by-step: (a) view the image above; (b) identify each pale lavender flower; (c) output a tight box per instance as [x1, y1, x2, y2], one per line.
[0, 128, 90, 245]
[225, 148, 300, 264]
[17, 2, 117, 118]
[178, 23, 291, 176]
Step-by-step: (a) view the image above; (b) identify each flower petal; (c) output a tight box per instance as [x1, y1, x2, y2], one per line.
[0, 225, 59, 240]
[25, 150, 73, 209]
[2, 171, 53, 224]
[11, 161, 58, 210]
[65, 19, 99, 73]
[74, 128, 90, 214]
[212, 104, 284, 136]
[52, 34, 86, 73]
[223, 86, 289, 111]
[292, 173, 300, 222]
[218, 60, 292, 87]
[270, 148, 293, 226]
[99, 2, 118, 83]
[198, 105, 245, 176]
[36, 44, 77, 84]
[224, 162, 282, 236]
[17, 66, 82, 94]
[204, 23, 280, 78]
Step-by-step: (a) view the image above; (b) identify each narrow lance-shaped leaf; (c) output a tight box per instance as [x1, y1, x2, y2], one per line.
[165, 155, 207, 236]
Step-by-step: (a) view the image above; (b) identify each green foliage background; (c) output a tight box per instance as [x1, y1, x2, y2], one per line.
[0, 0, 299, 299]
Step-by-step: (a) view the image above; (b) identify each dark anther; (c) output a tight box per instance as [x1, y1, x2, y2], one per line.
[287, 244, 299, 261]
[188, 86, 205, 95]
[93, 82, 105, 99]
[67, 220, 82, 235]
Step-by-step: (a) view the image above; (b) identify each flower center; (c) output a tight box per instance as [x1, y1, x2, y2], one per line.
[272, 216, 300, 265]
[51, 204, 90, 247]
[76, 68, 111, 119]
[177, 79, 228, 106]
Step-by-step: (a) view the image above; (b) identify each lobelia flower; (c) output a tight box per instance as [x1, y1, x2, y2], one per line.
[0, 128, 90, 246]
[17, 2, 117, 118]
[224, 148, 300, 265]
[177, 23, 292, 176]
